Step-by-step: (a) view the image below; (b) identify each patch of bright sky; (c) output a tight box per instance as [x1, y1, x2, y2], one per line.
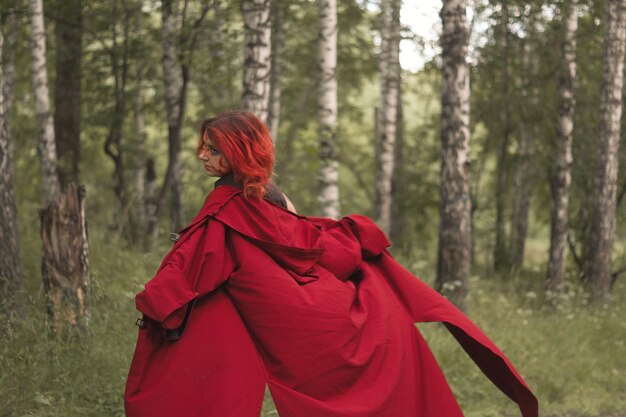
[400, 0, 442, 72]
[400, 0, 486, 73]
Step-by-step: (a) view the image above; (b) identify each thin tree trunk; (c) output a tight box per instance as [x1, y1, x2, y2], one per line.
[134, 0, 148, 237]
[547, 0, 578, 296]
[29, 0, 61, 203]
[242, 0, 271, 123]
[212, 0, 227, 103]
[390, 83, 406, 245]
[436, 0, 471, 312]
[585, 0, 626, 302]
[510, 22, 538, 271]
[40, 184, 90, 336]
[143, 158, 157, 251]
[493, 3, 511, 272]
[146, 1, 208, 245]
[162, 0, 185, 232]
[317, 0, 340, 219]
[0, 17, 25, 314]
[103, 0, 137, 243]
[375, 0, 401, 235]
[54, 0, 82, 188]
[268, 2, 283, 143]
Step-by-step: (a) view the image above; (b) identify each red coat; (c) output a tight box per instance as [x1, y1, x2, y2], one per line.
[125, 185, 538, 417]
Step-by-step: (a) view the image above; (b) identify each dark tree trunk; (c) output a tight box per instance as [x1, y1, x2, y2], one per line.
[143, 158, 157, 252]
[585, 0, 626, 302]
[40, 184, 90, 336]
[0, 19, 24, 315]
[436, 0, 472, 312]
[54, 0, 82, 188]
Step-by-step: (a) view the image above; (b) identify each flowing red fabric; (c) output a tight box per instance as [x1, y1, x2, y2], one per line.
[125, 185, 538, 417]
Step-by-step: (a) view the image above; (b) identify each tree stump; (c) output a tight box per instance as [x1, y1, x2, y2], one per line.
[39, 183, 90, 335]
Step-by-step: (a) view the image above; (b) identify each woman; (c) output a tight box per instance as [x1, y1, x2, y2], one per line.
[125, 110, 538, 417]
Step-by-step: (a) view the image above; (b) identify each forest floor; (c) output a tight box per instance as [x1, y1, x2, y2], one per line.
[1, 221, 625, 417]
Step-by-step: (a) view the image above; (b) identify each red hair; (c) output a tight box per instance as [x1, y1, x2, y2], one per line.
[196, 110, 275, 198]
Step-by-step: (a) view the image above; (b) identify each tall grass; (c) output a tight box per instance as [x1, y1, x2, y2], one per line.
[1, 221, 625, 417]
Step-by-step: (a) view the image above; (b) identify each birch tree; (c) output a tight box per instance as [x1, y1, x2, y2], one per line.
[317, 0, 340, 219]
[436, 0, 471, 311]
[30, 0, 89, 332]
[54, 0, 82, 187]
[375, 0, 401, 235]
[547, 0, 578, 296]
[0, 13, 25, 312]
[29, 0, 60, 202]
[242, 0, 271, 123]
[585, 0, 626, 302]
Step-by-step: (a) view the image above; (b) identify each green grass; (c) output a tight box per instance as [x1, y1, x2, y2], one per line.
[1, 223, 625, 417]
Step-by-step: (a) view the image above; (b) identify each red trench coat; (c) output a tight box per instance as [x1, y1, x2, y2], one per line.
[125, 185, 538, 417]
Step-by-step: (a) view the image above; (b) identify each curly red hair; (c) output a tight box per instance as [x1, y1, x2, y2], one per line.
[196, 110, 275, 198]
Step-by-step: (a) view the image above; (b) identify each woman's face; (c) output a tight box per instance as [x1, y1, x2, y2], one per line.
[198, 136, 231, 177]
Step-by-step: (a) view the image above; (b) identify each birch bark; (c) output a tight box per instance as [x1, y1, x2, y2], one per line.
[317, 0, 340, 219]
[375, 0, 401, 235]
[585, 0, 626, 302]
[436, 0, 471, 311]
[547, 0, 578, 296]
[242, 0, 271, 123]
[29, 0, 61, 202]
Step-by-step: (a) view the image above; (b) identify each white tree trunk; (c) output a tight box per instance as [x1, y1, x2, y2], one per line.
[436, 0, 471, 312]
[242, 0, 272, 123]
[317, 0, 340, 219]
[375, 0, 401, 234]
[547, 0, 578, 296]
[29, 0, 60, 202]
[585, 0, 626, 302]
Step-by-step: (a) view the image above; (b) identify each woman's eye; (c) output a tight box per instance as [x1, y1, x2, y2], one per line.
[209, 146, 219, 155]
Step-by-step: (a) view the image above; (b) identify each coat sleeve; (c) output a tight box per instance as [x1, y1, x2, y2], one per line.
[135, 218, 235, 329]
